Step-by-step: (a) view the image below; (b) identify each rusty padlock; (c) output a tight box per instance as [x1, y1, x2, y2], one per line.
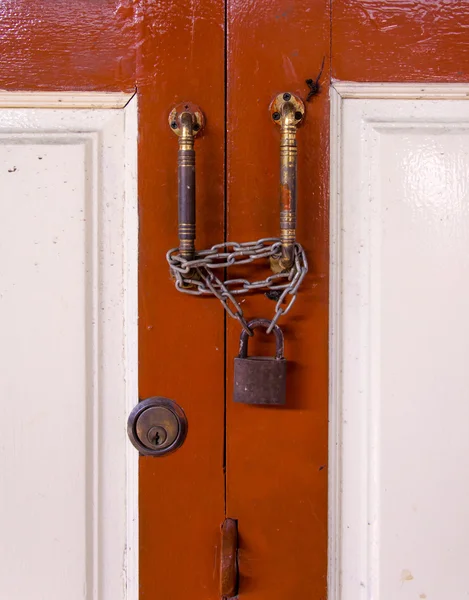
[233, 319, 286, 405]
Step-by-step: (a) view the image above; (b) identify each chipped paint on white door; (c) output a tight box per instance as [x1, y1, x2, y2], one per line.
[0, 94, 138, 600]
[330, 84, 469, 600]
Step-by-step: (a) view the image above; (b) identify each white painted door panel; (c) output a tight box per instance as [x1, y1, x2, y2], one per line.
[330, 86, 469, 600]
[0, 95, 137, 600]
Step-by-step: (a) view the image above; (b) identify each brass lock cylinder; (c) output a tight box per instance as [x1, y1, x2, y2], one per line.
[127, 397, 188, 456]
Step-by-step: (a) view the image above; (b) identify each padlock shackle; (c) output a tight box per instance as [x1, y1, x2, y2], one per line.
[238, 318, 284, 360]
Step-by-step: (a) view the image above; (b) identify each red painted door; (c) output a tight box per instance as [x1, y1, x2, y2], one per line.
[225, 2, 329, 597]
[138, 2, 330, 596]
[2, 2, 468, 599]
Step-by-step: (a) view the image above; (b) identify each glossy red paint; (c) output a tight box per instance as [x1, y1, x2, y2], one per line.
[0, 0, 135, 91]
[333, 0, 469, 82]
[6, 1, 468, 597]
[226, 0, 330, 597]
[136, 1, 226, 598]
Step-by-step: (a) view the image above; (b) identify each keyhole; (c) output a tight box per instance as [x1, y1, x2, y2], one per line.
[147, 426, 168, 447]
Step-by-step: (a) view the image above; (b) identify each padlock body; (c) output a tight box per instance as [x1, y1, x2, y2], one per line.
[233, 356, 287, 405]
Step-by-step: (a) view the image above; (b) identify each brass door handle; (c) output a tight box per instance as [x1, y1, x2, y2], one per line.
[270, 92, 305, 272]
[166, 95, 308, 334]
[168, 94, 304, 272]
[169, 102, 205, 260]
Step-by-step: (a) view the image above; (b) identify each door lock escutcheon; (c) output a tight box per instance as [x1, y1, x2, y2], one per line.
[127, 397, 188, 456]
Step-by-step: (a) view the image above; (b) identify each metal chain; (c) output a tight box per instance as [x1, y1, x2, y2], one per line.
[166, 237, 308, 334]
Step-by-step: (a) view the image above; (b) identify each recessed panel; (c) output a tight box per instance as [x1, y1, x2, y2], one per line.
[0, 137, 90, 598]
[332, 90, 469, 600]
[0, 100, 137, 600]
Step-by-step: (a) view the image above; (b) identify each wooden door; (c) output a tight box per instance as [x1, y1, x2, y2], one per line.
[330, 4, 469, 600]
[2, 2, 469, 600]
[331, 85, 469, 600]
[225, 3, 329, 598]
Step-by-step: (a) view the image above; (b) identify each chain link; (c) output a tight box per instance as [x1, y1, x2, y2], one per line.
[166, 238, 308, 334]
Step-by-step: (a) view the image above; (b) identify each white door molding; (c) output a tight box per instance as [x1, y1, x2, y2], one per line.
[0, 91, 134, 109]
[0, 93, 138, 600]
[332, 81, 469, 100]
[329, 83, 469, 599]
